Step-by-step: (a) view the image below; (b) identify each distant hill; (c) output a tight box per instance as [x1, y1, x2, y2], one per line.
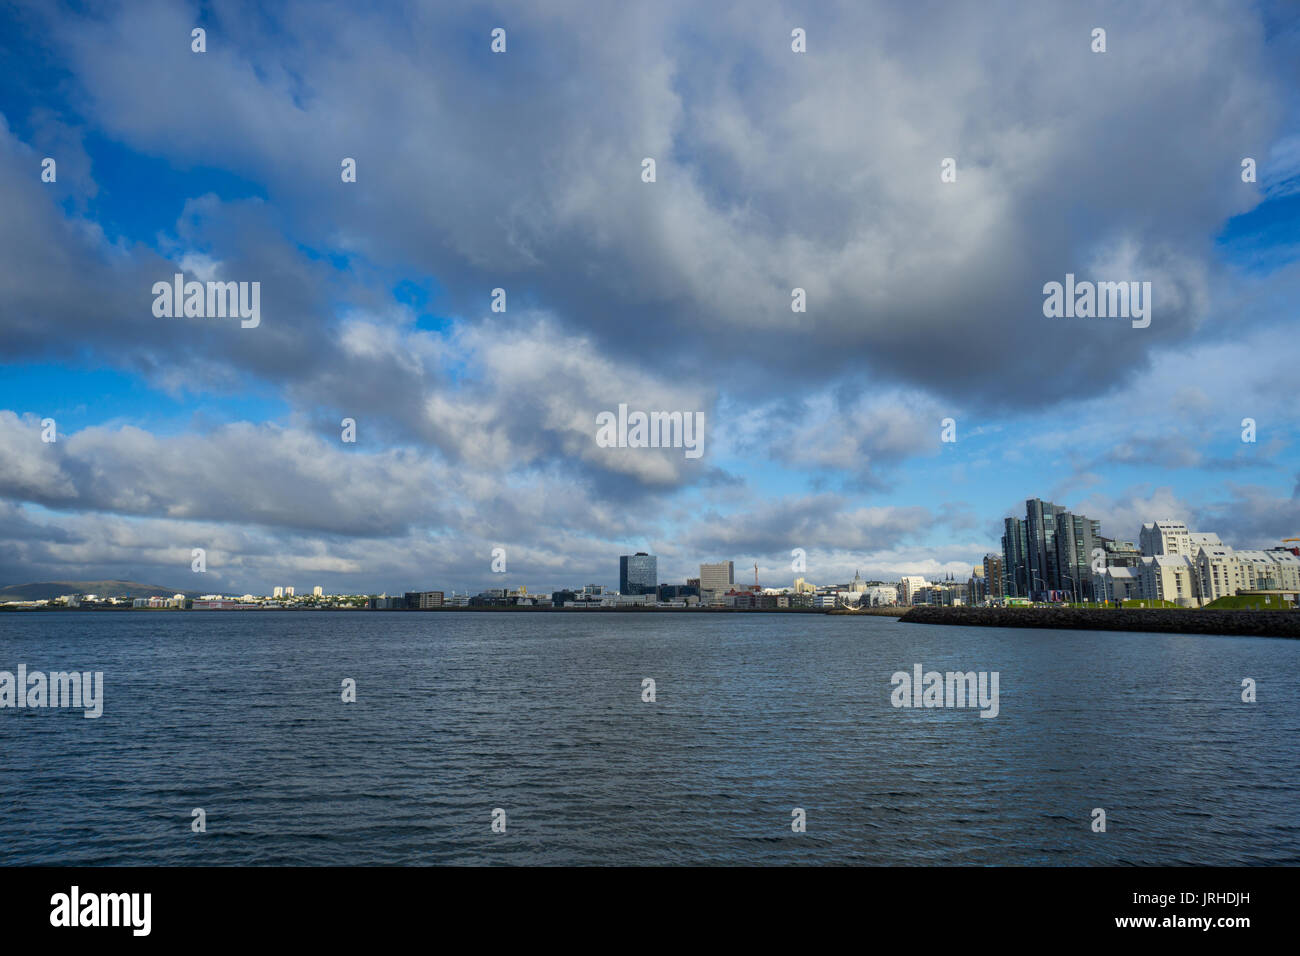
[0, 581, 198, 601]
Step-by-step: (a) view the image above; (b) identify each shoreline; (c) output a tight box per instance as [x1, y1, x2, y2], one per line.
[3, 604, 887, 614]
[901, 605, 1300, 639]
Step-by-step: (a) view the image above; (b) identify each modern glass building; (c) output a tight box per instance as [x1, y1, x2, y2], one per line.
[1004, 500, 1101, 600]
[1001, 517, 1030, 597]
[619, 552, 658, 595]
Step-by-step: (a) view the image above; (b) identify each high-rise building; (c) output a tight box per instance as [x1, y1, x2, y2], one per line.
[1004, 499, 1100, 599]
[1054, 513, 1099, 600]
[982, 553, 1004, 600]
[313, 586, 323, 597]
[620, 553, 658, 595]
[699, 561, 735, 593]
[1025, 498, 1066, 598]
[273, 586, 284, 598]
[1001, 517, 1029, 597]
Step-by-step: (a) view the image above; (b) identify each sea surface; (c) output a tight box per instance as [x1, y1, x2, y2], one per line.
[1, 610, 1296, 866]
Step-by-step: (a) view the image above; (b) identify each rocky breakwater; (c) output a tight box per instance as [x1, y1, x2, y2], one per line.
[900, 605, 1300, 639]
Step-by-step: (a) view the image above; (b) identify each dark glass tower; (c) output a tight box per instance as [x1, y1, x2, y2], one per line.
[619, 552, 658, 596]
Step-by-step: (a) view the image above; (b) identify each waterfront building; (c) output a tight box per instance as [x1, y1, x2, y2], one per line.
[1001, 517, 1030, 597]
[699, 561, 735, 593]
[1102, 539, 1143, 568]
[863, 585, 897, 606]
[403, 591, 444, 609]
[1195, 545, 1244, 602]
[982, 554, 1004, 600]
[619, 553, 658, 595]
[897, 576, 928, 605]
[1003, 499, 1100, 599]
[1092, 565, 1141, 603]
[657, 583, 700, 601]
[1136, 554, 1198, 606]
[1235, 549, 1300, 591]
[1054, 512, 1100, 601]
[1140, 520, 1192, 557]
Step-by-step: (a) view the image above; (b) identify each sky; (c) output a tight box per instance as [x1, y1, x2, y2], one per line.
[0, 0, 1298, 596]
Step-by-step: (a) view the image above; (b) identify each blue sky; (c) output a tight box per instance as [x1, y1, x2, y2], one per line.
[1, 0, 1298, 595]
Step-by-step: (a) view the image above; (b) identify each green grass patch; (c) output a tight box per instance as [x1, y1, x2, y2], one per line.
[1203, 595, 1296, 610]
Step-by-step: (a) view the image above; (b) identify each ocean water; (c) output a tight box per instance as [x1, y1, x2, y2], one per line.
[0, 610, 1296, 866]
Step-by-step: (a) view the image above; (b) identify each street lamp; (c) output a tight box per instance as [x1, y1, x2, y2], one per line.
[1062, 572, 1078, 606]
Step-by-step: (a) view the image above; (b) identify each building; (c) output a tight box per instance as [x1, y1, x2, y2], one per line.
[1092, 565, 1142, 603]
[273, 586, 284, 598]
[1136, 554, 1199, 606]
[285, 586, 295, 597]
[1194, 544, 1244, 602]
[1002, 498, 1100, 600]
[1025, 498, 1066, 598]
[657, 583, 700, 601]
[1001, 517, 1029, 597]
[913, 585, 960, 607]
[1102, 539, 1143, 568]
[1140, 520, 1192, 557]
[313, 586, 323, 597]
[863, 585, 896, 606]
[699, 561, 735, 593]
[897, 576, 928, 605]
[1054, 512, 1100, 600]
[619, 553, 658, 595]
[982, 554, 1004, 601]
[404, 591, 444, 609]
[1235, 550, 1300, 592]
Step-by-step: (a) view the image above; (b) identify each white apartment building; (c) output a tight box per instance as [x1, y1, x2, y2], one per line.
[1136, 554, 1199, 606]
[1267, 550, 1300, 590]
[1195, 544, 1245, 602]
[897, 576, 928, 605]
[1235, 550, 1300, 591]
[1092, 565, 1142, 603]
[1139, 520, 1192, 557]
[1096, 532, 1298, 606]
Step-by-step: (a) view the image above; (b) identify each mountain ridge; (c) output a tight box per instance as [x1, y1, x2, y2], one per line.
[0, 581, 200, 601]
